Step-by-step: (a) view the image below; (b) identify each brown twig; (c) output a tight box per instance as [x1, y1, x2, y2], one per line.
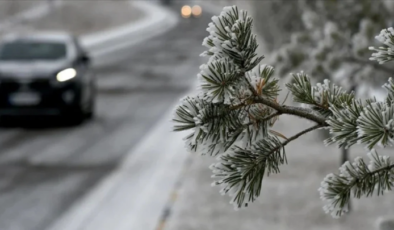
[281, 124, 324, 146]
[240, 70, 328, 126]
[255, 97, 328, 125]
[255, 124, 324, 164]
[242, 111, 282, 127]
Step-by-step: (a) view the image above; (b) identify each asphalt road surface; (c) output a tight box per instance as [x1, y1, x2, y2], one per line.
[0, 3, 210, 230]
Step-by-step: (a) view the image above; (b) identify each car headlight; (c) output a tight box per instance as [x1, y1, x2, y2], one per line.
[56, 68, 77, 82]
[192, 5, 202, 17]
[181, 5, 191, 18]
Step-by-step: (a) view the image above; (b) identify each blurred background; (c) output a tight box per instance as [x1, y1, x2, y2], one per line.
[0, 0, 393, 230]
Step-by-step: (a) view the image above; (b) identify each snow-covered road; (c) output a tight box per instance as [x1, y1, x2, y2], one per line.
[0, 2, 209, 230]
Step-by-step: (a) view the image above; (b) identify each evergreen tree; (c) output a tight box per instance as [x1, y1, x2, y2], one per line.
[173, 6, 394, 218]
[267, 0, 392, 97]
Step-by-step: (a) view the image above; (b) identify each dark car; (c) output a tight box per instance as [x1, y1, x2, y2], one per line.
[0, 32, 96, 123]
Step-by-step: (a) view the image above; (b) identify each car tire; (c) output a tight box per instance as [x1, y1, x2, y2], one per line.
[68, 106, 85, 125]
[85, 86, 95, 120]
[85, 99, 94, 120]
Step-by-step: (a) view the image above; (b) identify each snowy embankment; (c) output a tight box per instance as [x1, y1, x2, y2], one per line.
[81, 1, 178, 57]
[0, 2, 180, 228]
[40, 2, 181, 230]
[0, 0, 178, 64]
[0, 1, 58, 35]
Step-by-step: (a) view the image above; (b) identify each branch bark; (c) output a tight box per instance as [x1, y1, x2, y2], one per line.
[255, 97, 328, 125]
[256, 124, 323, 165]
[281, 124, 324, 146]
[240, 70, 328, 126]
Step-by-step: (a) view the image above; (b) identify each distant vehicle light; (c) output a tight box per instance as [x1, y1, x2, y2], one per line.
[56, 68, 77, 82]
[192, 5, 202, 17]
[181, 5, 192, 18]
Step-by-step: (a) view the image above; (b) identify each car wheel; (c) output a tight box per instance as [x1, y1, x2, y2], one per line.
[85, 98, 95, 120]
[85, 86, 95, 120]
[68, 106, 85, 125]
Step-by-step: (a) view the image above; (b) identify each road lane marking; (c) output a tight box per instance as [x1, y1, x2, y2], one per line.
[154, 156, 193, 230]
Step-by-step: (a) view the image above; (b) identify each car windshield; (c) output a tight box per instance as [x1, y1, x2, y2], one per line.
[0, 40, 67, 61]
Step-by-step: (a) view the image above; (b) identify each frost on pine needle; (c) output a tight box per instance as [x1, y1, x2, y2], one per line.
[210, 135, 286, 210]
[369, 27, 394, 64]
[173, 96, 201, 132]
[325, 99, 364, 148]
[383, 77, 394, 104]
[319, 150, 394, 218]
[326, 93, 394, 150]
[174, 5, 394, 219]
[245, 64, 280, 99]
[198, 59, 240, 104]
[286, 72, 354, 118]
[357, 101, 394, 149]
[201, 6, 263, 71]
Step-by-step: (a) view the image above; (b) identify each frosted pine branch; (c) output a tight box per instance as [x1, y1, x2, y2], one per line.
[383, 77, 394, 104]
[325, 99, 364, 149]
[173, 5, 394, 219]
[357, 101, 394, 149]
[319, 150, 394, 218]
[286, 72, 354, 118]
[370, 28, 394, 64]
[211, 124, 322, 209]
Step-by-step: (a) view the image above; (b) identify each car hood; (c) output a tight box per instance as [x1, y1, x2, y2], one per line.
[0, 60, 71, 78]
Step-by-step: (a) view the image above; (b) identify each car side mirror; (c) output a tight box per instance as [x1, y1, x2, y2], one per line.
[80, 54, 90, 65]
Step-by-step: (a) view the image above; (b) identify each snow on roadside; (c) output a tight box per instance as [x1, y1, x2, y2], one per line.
[0, 1, 43, 21]
[1, 0, 144, 37]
